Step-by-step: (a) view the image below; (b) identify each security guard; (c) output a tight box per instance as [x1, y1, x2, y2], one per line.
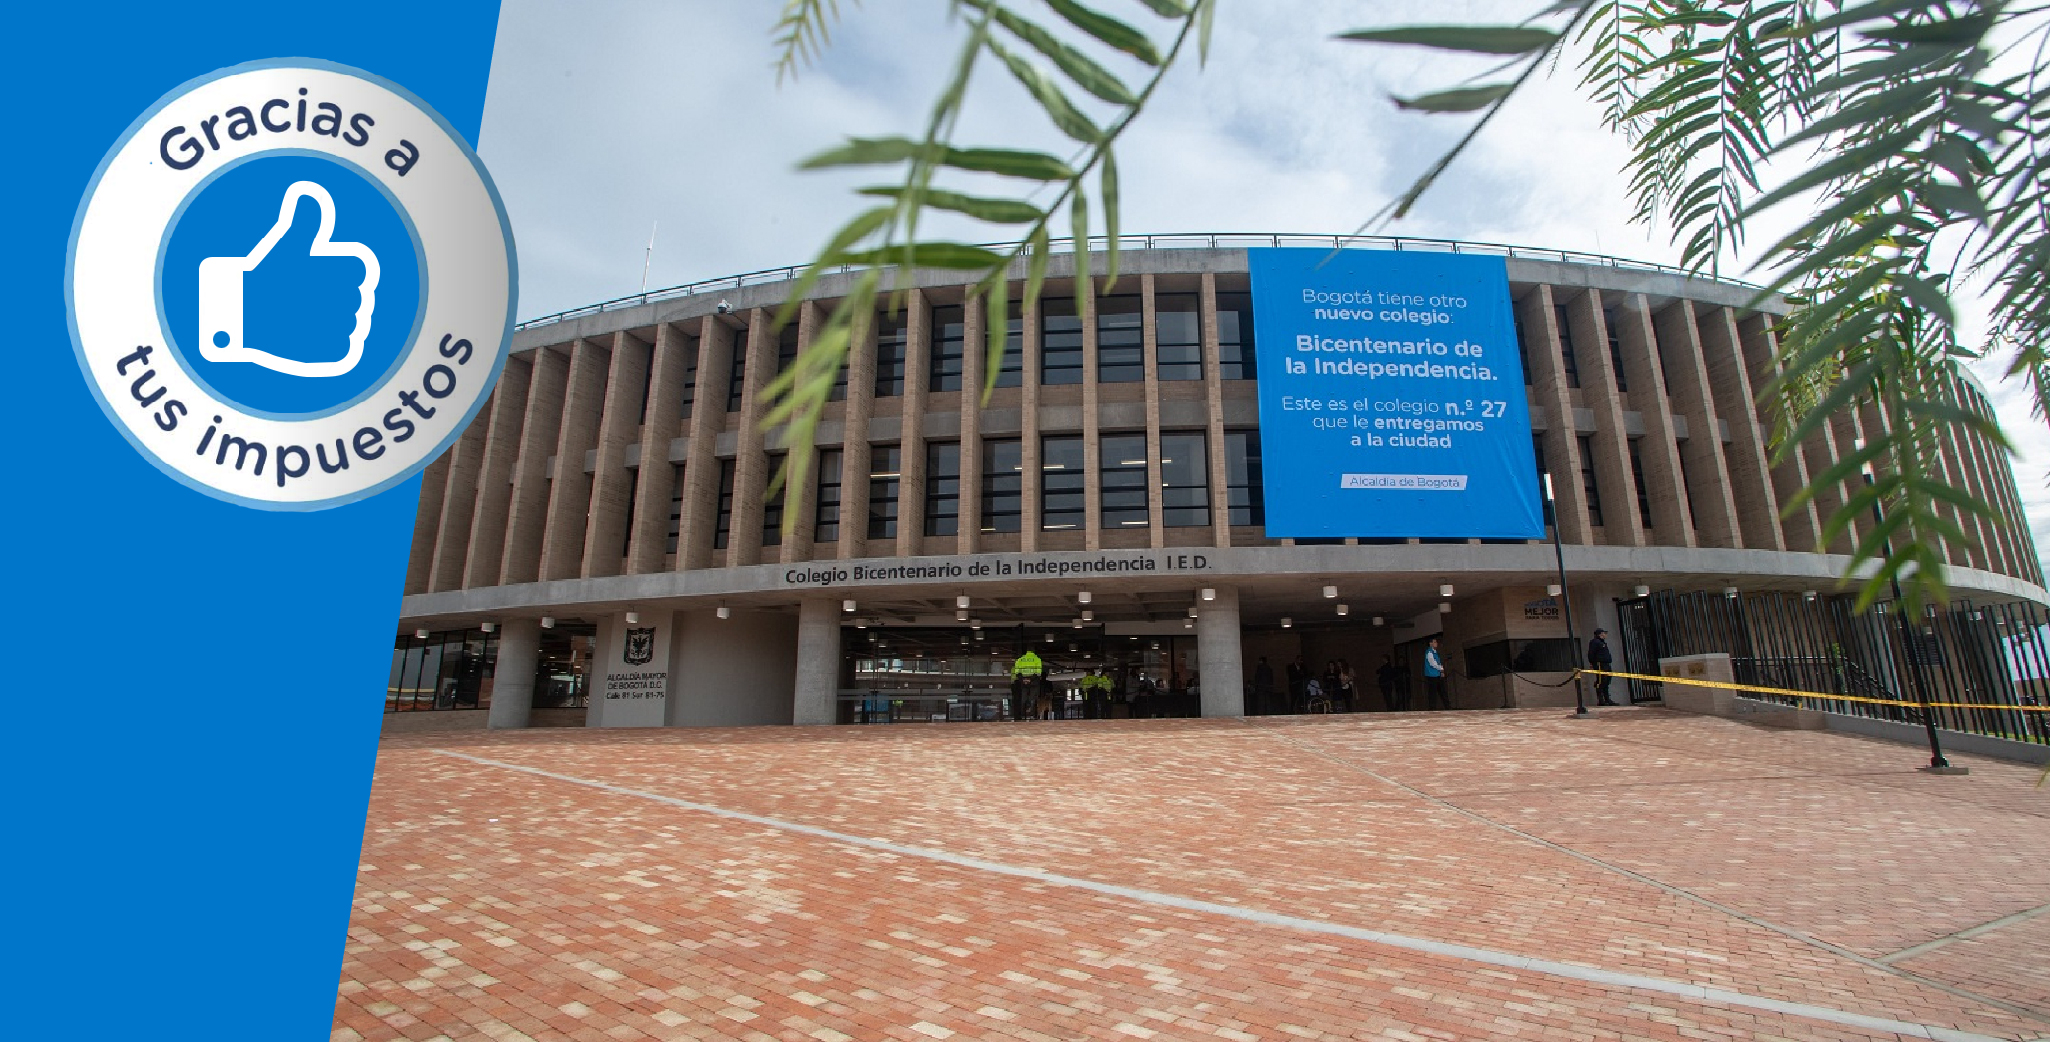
[1010, 649, 1045, 720]
[1081, 667, 1112, 719]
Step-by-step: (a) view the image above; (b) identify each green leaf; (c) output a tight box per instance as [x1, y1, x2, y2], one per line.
[799, 135, 923, 169]
[857, 186, 1043, 224]
[839, 242, 1008, 270]
[1133, 0, 1188, 16]
[772, 206, 891, 330]
[1102, 149, 1121, 291]
[984, 274, 1010, 400]
[978, 3, 1135, 105]
[941, 146, 1075, 180]
[1044, 0, 1162, 66]
[988, 37, 1101, 143]
[1394, 84, 1516, 113]
[1335, 25, 1560, 56]
[1072, 189, 1091, 290]
[1197, 0, 1215, 64]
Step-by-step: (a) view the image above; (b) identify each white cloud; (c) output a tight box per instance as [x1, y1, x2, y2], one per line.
[479, 0, 2047, 580]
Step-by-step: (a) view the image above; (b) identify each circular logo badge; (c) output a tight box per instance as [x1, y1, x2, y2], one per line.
[68, 58, 516, 510]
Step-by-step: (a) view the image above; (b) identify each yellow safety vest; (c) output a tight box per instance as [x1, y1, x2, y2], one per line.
[1011, 652, 1044, 678]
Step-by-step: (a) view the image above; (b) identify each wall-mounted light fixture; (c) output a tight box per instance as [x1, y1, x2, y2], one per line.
[480, 622, 496, 633]
[1322, 585, 1338, 599]
[1081, 610, 1093, 621]
[1280, 617, 1292, 628]
[1803, 591, 1817, 602]
[414, 629, 429, 639]
[540, 616, 555, 629]
[1439, 602, 1452, 614]
[843, 599, 857, 613]
[1336, 604, 1349, 616]
[1078, 591, 1092, 604]
[1723, 586, 1739, 599]
[956, 594, 971, 609]
[956, 610, 969, 622]
[1201, 588, 1216, 601]
[716, 606, 731, 620]
[1440, 584, 1455, 598]
[625, 610, 640, 625]
[1547, 584, 1562, 597]
[1372, 616, 1384, 627]
[1634, 585, 1651, 598]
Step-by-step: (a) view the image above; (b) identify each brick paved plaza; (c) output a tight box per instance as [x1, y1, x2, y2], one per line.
[333, 709, 2050, 1042]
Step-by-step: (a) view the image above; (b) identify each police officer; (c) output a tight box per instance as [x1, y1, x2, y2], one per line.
[1587, 628, 1618, 706]
[1010, 648, 1045, 720]
[1082, 667, 1112, 719]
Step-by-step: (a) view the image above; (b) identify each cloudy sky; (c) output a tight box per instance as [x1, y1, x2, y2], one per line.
[478, 0, 2049, 572]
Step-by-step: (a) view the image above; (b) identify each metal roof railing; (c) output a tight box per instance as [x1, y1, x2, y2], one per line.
[514, 231, 1754, 332]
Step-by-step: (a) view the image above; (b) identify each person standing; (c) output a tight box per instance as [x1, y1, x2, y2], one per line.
[1376, 655, 1398, 712]
[1286, 655, 1307, 714]
[1587, 628, 1618, 706]
[1010, 648, 1045, 720]
[1336, 659, 1356, 713]
[1253, 656, 1276, 715]
[1424, 637, 1449, 711]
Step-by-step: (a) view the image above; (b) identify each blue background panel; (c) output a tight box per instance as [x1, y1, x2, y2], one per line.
[1247, 248, 1545, 540]
[4, 5, 501, 1039]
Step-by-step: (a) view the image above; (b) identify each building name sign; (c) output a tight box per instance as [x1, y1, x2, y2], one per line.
[603, 671, 667, 700]
[783, 551, 1214, 588]
[1522, 597, 1561, 621]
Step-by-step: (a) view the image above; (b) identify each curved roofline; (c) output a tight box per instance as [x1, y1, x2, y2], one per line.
[515, 231, 1763, 332]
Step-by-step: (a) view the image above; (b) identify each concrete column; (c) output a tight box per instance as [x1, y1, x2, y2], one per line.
[1196, 586, 1245, 718]
[680, 315, 734, 571]
[1696, 306, 1785, 551]
[1617, 297, 1692, 548]
[1019, 293, 1043, 552]
[1651, 298, 1742, 549]
[500, 345, 570, 584]
[539, 337, 611, 580]
[429, 394, 492, 591]
[487, 618, 541, 729]
[1517, 286, 1593, 545]
[403, 454, 449, 595]
[793, 598, 841, 725]
[582, 329, 652, 577]
[1570, 294, 1645, 547]
[958, 294, 985, 555]
[463, 352, 531, 588]
[1199, 273, 1232, 549]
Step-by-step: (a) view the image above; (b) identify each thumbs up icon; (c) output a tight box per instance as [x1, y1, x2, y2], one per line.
[197, 180, 380, 378]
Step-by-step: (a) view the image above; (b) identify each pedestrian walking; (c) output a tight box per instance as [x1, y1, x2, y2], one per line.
[1424, 637, 1450, 711]
[1587, 628, 1618, 706]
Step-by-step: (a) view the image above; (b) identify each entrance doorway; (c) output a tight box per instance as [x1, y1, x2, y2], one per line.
[533, 624, 597, 709]
[838, 627, 1203, 723]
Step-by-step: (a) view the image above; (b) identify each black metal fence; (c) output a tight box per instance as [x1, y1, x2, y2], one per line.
[1622, 590, 2050, 747]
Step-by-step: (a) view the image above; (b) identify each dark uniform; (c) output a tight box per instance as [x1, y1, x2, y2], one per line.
[1587, 630, 1617, 706]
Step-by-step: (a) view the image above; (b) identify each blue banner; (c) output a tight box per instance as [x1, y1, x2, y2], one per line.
[1247, 248, 1545, 540]
[6, 5, 502, 1039]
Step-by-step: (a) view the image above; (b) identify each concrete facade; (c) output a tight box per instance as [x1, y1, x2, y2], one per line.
[388, 242, 2048, 729]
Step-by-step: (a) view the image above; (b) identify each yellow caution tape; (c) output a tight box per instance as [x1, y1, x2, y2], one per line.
[1581, 667, 2050, 712]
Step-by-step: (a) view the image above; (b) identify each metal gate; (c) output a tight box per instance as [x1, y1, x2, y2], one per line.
[1613, 597, 1665, 703]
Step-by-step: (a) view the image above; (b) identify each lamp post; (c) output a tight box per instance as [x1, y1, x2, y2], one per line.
[1857, 450, 1953, 771]
[1545, 473, 1589, 717]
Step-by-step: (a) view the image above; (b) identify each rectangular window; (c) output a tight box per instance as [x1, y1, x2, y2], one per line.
[925, 442, 960, 536]
[1216, 292, 1256, 380]
[1097, 295, 1144, 382]
[1602, 305, 1628, 391]
[874, 312, 907, 397]
[1101, 433, 1150, 528]
[981, 439, 1023, 532]
[1553, 303, 1581, 389]
[726, 326, 749, 412]
[777, 323, 800, 378]
[814, 449, 842, 543]
[1041, 298, 1084, 385]
[1676, 442, 1700, 529]
[1512, 313, 1535, 386]
[929, 305, 965, 392]
[993, 312, 1024, 387]
[620, 468, 639, 558]
[1225, 430, 1264, 526]
[1628, 440, 1653, 529]
[665, 463, 685, 554]
[868, 445, 900, 540]
[1576, 434, 1604, 527]
[1041, 435, 1085, 530]
[1159, 432, 1209, 528]
[677, 334, 699, 421]
[713, 458, 737, 549]
[1533, 435, 1553, 528]
[636, 349, 654, 425]
[760, 453, 786, 548]
[1156, 293, 1203, 381]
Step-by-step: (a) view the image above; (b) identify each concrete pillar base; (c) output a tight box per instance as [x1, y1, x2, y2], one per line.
[1196, 586, 1245, 718]
[793, 598, 841, 725]
[487, 618, 541, 729]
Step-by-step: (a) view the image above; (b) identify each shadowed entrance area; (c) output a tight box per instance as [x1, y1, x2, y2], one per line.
[336, 708, 2050, 1042]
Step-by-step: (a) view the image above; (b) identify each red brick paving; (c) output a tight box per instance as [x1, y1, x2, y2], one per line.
[334, 708, 2050, 1041]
